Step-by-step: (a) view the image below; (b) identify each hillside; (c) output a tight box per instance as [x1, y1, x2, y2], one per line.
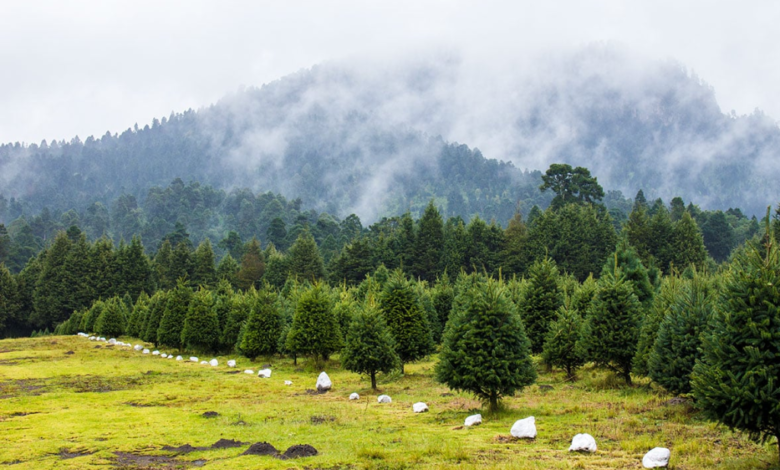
[1, 46, 778, 222]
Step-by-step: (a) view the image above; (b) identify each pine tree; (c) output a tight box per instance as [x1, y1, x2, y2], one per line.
[432, 272, 454, 332]
[80, 300, 105, 334]
[263, 244, 290, 290]
[126, 291, 150, 338]
[342, 302, 400, 389]
[63, 232, 94, 315]
[154, 239, 174, 290]
[142, 291, 167, 346]
[115, 236, 153, 300]
[435, 278, 536, 411]
[412, 200, 444, 282]
[502, 212, 529, 276]
[518, 257, 563, 353]
[648, 273, 714, 395]
[692, 236, 780, 458]
[192, 238, 217, 288]
[671, 212, 707, 270]
[157, 280, 192, 350]
[236, 237, 265, 290]
[216, 254, 240, 289]
[633, 275, 683, 376]
[94, 297, 126, 338]
[601, 237, 653, 305]
[221, 291, 252, 352]
[542, 300, 587, 381]
[287, 231, 325, 282]
[181, 288, 219, 352]
[90, 236, 117, 299]
[285, 283, 342, 363]
[379, 270, 434, 373]
[169, 241, 194, 285]
[0, 263, 18, 335]
[240, 287, 284, 359]
[584, 267, 642, 384]
[31, 231, 72, 329]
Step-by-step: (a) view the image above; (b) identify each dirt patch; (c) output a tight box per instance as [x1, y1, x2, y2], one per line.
[492, 435, 519, 443]
[125, 402, 156, 407]
[0, 378, 47, 399]
[94, 345, 102, 349]
[310, 415, 336, 424]
[162, 444, 202, 453]
[57, 374, 143, 394]
[114, 451, 205, 468]
[451, 426, 464, 430]
[201, 411, 219, 418]
[211, 439, 245, 449]
[242, 442, 279, 456]
[64, 351, 75, 355]
[305, 389, 327, 395]
[440, 393, 453, 397]
[663, 397, 691, 406]
[224, 371, 240, 375]
[280, 444, 318, 459]
[59, 449, 94, 459]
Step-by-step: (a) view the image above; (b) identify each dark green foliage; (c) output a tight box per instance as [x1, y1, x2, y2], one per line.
[169, 241, 194, 285]
[436, 278, 536, 411]
[142, 291, 167, 345]
[240, 288, 284, 359]
[287, 231, 325, 282]
[379, 270, 434, 372]
[221, 292, 252, 352]
[157, 280, 192, 350]
[518, 257, 563, 353]
[216, 254, 240, 289]
[602, 237, 654, 305]
[692, 239, 780, 452]
[542, 301, 587, 380]
[263, 245, 290, 290]
[153, 240, 174, 290]
[432, 272, 454, 332]
[115, 236, 153, 301]
[648, 274, 714, 395]
[671, 212, 707, 270]
[285, 284, 342, 362]
[540, 163, 605, 209]
[236, 237, 265, 291]
[80, 300, 105, 334]
[700, 211, 736, 262]
[126, 291, 150, 338]
[192, 238, 217, 288]
[94, 298, 126, 338]
[633, 275, 683, 376]
[584, 269, 642, 384]
[212, 280, 234, 343]
[55, 309, 84, 336]
[332, 294, 358, 339]
[31, 231, 72, 329]
[502, 212, 529, 276]
[412, 201, 444, 282]
[342, 303, 400, 389]
[0, 264, 18, 336]
[181, 288, 219, 352]
[415, 285, 442, 344]
[328, 238, 375, 285]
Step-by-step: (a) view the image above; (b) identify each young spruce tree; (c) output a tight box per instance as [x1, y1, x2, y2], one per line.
[518, 257, 563, 353]
[240, 287, 284, 360]
[542, 299, 587, 381]
[181, 288, 220, 352]
[285, 283, 342, 363]
[157, 280, 192, 350]
[342, 302, 400, 389]
[436, 278, 536, 411]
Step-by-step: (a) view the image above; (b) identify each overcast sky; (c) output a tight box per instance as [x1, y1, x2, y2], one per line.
[1, 0, 777, 144]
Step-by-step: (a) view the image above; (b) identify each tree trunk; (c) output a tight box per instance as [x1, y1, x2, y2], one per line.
[293, 353, 297, 366]
[401, 362, 405, 375]
[489, 394, 498, 412]
[371, 371, 377, 390]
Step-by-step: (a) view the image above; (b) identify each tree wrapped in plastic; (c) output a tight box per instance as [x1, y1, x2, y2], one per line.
[379, 270, 433, 373]
[649, 273, 714, 395]
[584, 265, 642, 384]
[181, 288, 219, 352]
[342, 302, 400, 389]
[285, 283, 342, 363]
[435, 278, 536, 411]
[542, 299, 587, 381]
[693, 234, 780, 460]
[240, 287, 284, 359]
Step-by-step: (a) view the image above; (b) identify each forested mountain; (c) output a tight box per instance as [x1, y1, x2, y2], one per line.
[1, 46, 778, 224]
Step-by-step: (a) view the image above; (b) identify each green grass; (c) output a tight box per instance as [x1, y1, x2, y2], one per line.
[0, 336, 777, 469]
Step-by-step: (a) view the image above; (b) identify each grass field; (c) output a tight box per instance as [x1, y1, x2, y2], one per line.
[0, 335, 777, 469]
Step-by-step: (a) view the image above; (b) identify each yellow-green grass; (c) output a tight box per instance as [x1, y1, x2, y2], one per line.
[0, 336, 777, 469]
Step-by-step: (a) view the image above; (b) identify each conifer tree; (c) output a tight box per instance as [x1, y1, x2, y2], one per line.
[342, 302, 400, 389]
[436, 278, 536, 411]
[584, 267, 642, 384]
[157, 281, 192, 350]
[216, 254, 240, 289]
[542, 300, 587, 381]
[169, 241, 193, 285]
[432, 272, 454, 331]
[601, 237, 654, 305]
[142, 291, 167, 346]
[63, 232, 94, 314]
[80, 299, 105, 334]
[671, 212, 707, 269]
[126, 291, 150, 338]
[648, 273, 714, 395]
[0, 263, 18, 335]
[518, 257, 563, 353]
[287, 231, 325, 282]
[502, 212, 529, 276]
[263, 244, 290, 290]
[332, 293, 358, 338]
[237, 237, 265, 291]
[415, 284, 442, 343]
[379, 270, 434, 373]
[285, 283, 341, 363]
[154, 239, 174, 290]
[693, 235, 780, 459]
[633, 275, 683, 376]
[94, 297, 126, 338]
[115, 236, 153, 300]
[181, 288, 219, 352]
[192, 238, 217, 288]
[221, 291, 252, 352]
[413, 200, 444, 282]
[240, 287, 284, 359]
[90, 236, 117, 299]
[212, 279, 234, 340]
[31, 231, 72, 328]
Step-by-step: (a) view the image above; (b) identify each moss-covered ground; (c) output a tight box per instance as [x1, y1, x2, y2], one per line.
[0, 336, 777, 469]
